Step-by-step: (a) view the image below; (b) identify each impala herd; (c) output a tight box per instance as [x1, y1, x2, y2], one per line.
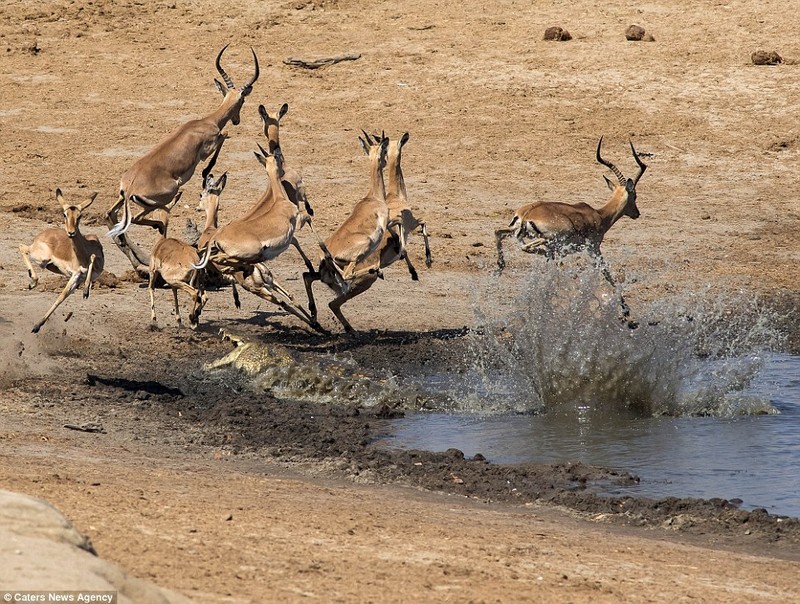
[19, 46, 647, 336]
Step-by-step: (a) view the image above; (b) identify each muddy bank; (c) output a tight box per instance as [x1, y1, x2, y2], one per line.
[25, 317, 791, 561]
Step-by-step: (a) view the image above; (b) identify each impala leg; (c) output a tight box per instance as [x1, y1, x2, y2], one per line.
[190, 269, 207, 327]
[231, 282, 241, 309]
[418, 221, 432, 268]
[328, 274, 379, 333]
[387, 219, 407, 261]
[19, 244, 39, 289]
[82, 254, 96, 299]
[290, 237, 316, 272]
[32, 271, 82, 333]
[171, 287, 182, 326]
[403, 254, 419, 281]
[148, 268, 159, 326]
[237, 266, 323, 332]
[302, 270, 321, 320]
[595, 254, 634, 325]
[306, 220, 347, 288]
[172, 281, 203, 328]
[494, 227, 515, 274]
[520, 238, 548, 254]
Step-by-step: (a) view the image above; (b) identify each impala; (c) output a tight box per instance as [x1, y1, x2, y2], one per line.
[377, 132, 431, 279]
[195, 152, 240, 309]
[147, 213, 207, 330]
[107, 45, 259, 271]
[20, 189, 105, 333]
[194, 145, 322, 331]
[303, 131, 390, 332]
[258, 103, 314, 217]
[495, 137, 647, 322]
[495, 137, 647, 270]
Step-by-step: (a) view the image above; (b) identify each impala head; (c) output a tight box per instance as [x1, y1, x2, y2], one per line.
[359, 129, 389, 171]
[197, 172, 228, 211]
[596, 136, 647, 220]
[387, 131, 410, 165]
[213, 44, 260, 126]
[258, 103, 289, 153]
[254, 143, 286, 180]
[56, 189, 97, 238]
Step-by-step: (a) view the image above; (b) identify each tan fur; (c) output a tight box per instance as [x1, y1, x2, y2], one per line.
[21, 190, 105, 333]
[495, 138, 647, 270]
[107, 46, 259, 270]
[194, 148, 319, 330]
[303, 133, 390, 332]
[149, 235, 206, 329]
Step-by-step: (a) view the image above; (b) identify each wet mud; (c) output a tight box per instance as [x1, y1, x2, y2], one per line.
[24, 318, 797, 559]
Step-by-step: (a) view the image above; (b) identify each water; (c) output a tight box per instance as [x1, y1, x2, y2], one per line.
[377, 353, 800, 516]
[230, 256, 800, 516]
[374, 259, 800, 517]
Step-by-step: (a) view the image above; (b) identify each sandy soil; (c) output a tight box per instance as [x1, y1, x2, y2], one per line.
[1, 0, 799, 601]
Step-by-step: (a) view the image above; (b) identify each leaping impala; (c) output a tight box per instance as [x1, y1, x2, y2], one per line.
[258, 103, 314, 217]
[106, 44, 260, 272]
[378, 132, 432, 280]
[147, 204, 207, 330]
[303, 131, 391, 332]
[193, 145, 323, 331]
[20, 189, 105, 334]
[496, 137, 646, 268]
[495, 137, 647, 320]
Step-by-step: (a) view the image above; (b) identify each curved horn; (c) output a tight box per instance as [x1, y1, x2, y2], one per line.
[596, 136, 626, 186]
[256, 142, 270, 157]
[242, 47, 260, 91]
[630, 140, 648, 185]
[202, 142, 224, 183]
[215, 44, 235, 89]
[361, 129, 373, 145]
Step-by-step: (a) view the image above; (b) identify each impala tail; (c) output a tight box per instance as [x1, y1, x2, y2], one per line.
[107, 191, 132, 238]
[192, 242, 212, 270]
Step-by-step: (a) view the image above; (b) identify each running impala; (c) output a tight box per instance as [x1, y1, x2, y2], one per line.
[107, 45, 259, 271]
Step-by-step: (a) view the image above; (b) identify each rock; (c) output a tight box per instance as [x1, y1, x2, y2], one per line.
[625, 25, 654, 41]
[752, 50, 783, 65]
[0, 490, 190, 603]
[543, 26, 572, 42]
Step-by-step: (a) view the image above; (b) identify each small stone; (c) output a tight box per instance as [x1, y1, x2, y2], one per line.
[752, 50, 783, 65]
[625, 25, 648, 41]
[543, 26, 572, 41]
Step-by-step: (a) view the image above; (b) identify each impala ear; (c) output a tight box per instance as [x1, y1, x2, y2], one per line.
[278, 103, 289, 120]
[358, 136, 369, 155]
[214, 79, 227, 97]
[81, 192, 98, 211]
[216, 172, 228, 191]
[603, 175, 615, 191]
[626, 178, 636, 193]
[399, 132, 410, 148]
[254, 151, 267, 167]
[55, 188, 67, 209]
[258, 104, 267, 120]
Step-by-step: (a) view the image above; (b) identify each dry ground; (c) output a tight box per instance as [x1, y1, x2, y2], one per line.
[1, 0, 799, 601]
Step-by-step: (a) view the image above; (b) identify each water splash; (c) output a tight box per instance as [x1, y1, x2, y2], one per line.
[467, 255, 785, 417]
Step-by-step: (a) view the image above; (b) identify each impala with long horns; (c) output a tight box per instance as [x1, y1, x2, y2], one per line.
[495, 137, 647, 270]
[106, 45, 259, 270]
